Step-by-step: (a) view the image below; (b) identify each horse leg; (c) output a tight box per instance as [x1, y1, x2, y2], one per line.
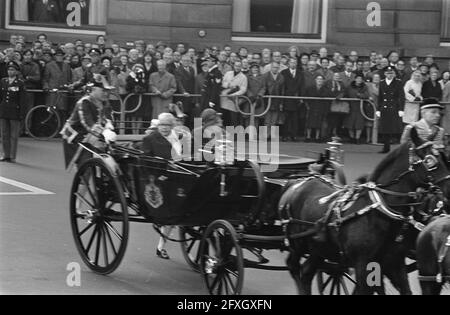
[420, 282, 442, 295]
[384, 266, 412, 295]
[286, 244, 304, 295]
[352, 260, 376, 295]
[299, 255, 322, 295]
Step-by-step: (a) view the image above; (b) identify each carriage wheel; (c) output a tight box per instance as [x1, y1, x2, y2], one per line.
[316, 264, 356, 295]
[200, 220, 244, 295]
[179, 226, 205, 272]
[70, 158, 129, 275]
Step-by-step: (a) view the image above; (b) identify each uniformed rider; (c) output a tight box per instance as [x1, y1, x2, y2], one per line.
[61, 74, 117, 169]
[401, 98, 445, 149]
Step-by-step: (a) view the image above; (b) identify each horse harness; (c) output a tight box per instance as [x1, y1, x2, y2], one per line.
[278, 146, 450, 249]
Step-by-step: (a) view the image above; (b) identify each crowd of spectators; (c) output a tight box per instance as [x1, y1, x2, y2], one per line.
[2, 33, 450, 144]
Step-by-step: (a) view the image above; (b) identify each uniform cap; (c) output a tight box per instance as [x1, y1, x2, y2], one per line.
[7, 61, 20, 71]
[420, 98, 444, 110]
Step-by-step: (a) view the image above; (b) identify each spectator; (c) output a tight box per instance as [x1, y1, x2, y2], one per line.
[217, 51, 232, 76]
[194, 60, 210, 111]
[149, 60, 177, 118]
[221, 61, 248, 127]
[0, 54, 7, 79]
[374, 58, 390, 80]
[263, 51, 287, 73]
[441, 81, 450, 135]
[330, 55, 345, 73]
[318, 58, 334, 82]
[339, 61, 356, 88]
[310, 50, 320, 63]
[262, 62, 284, 140]
[366, 73, 381, 143]
[369, 51, 378, 68]
[72, 55, 93, 89]
[42, 49, 72, 120]
[348, 51, 359, 70]
[128, 49, 141, 69]
[175, 54, 196, 127]
[405, 56, 420, 79]
[327, 72, 348, 139]
[419, 64, 430, 83]
[395, 60, 408, 85]
[70, 54, 81, 69]
[303, 61, 321, 91]
[387, 50, 400, 67]
[305, 75, 331, 142]
[0, 61, 27, 163]
[422, 70, 442, 100]
[439, 71, 450, 90]
[37, 33, 48, 43]
[344, 73, 369, 144]
[288, 46, 300, 63]
[241, 58, 250, 75]
[244, 63, 265, 129]
[362, 60, 373, 82]
[20, 50, 41, 132]
[403, 71, 424, 124]
[126, 64, 148, 134]
[281, 58, 303, 141]
[223, 45, 232, 58]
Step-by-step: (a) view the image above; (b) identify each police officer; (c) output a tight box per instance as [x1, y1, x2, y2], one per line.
[376, 66, 405, 153]
[401, 98, 445, 148]
[0, 61, 27, 163]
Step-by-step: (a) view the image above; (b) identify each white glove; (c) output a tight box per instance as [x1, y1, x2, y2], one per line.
[102, 129, 117, 144]
[105, 119, 115, 131]
[376, 111, 381, 118]
[398, 111, 404, 118]
[209, 102, 216, 108]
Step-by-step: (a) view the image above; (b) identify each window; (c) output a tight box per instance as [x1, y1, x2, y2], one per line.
[6, 0, 107, 34]
[442, 0, 450, 41]
[232, 0, 327, 42]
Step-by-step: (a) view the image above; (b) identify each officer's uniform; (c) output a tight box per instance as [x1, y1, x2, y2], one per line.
[401, 100, 445, 148]
[62, 92, 113, 169]
[378, 66, 405, 152]
[0, 62, 27, 162]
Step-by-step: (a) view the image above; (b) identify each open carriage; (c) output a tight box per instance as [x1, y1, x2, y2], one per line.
[69, 136, 351, 294]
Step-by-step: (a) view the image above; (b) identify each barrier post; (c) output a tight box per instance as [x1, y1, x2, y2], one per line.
[249, 101, 257, 141]
[120, 95, 127, 135]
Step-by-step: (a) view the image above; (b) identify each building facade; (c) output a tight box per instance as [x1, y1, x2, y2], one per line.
[1, 0, 450, 58]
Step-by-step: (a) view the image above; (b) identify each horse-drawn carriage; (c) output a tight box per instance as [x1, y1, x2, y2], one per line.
[69, 134, 349, 294]
[70, 131, 450, 295]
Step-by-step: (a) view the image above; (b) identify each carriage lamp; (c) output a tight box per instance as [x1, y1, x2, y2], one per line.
[327, 137, 344, 164]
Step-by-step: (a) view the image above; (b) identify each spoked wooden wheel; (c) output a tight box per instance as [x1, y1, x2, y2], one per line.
[316, 263, 356, 295]
[200, 220, 244, 295]
[70, 158, 129, 275]
[179, 226, 205, 272]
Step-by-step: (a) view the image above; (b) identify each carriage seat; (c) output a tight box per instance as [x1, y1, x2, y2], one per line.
[116, 134, 146, 150]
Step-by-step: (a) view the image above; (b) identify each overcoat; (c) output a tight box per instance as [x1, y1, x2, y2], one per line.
[377, 78, 405, 135]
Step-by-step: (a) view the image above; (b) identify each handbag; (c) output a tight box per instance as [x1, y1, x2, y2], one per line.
[330, 100, 350, 114]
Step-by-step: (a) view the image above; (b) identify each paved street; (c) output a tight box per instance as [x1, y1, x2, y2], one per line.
[0, 138, 448, 295]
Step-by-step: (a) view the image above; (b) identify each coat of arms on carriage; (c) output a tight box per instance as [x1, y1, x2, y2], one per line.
[144, 176, 163, 209]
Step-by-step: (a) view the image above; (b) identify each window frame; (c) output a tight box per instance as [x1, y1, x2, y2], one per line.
[231, 0, 328, 44]
[5, 0, 106, 36]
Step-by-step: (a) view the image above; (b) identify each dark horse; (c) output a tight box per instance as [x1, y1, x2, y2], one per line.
[281, 129, 450, 295]
[416, 215, 450, 295]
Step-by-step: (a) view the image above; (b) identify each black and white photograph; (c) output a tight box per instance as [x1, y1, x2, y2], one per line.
[0, 0, 449, 298]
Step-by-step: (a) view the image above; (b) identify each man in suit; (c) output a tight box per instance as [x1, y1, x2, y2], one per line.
[42, 49, 72, 121]
[262, 62, 285, 141]
[0, 62, 27, 163]
[281, 58, 303, 141]
[149, 60, 177, 119]
[175, 54, 196, 128]
[31, 0, 63, 23]
[339, 61, 356, 88]
[377, 66, 405, 153]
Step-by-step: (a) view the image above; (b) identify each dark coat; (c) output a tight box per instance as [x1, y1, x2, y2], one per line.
[143, 63, 158, 83]
[344, 82, 370, 130]
[281, 68, 303, 111]
[20, 61, 41, 89]
[31, 0, 63, 23]
[0, 77, 27, 120]
[378, 79, 405, 134]
[142, 131, 173, 159]
[0, 62, 8, 79]
[262, 72, 285, 111]
[422, 80, 443, 100]
[305, 84, 332, 129]
[200, 65, 223, 110]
